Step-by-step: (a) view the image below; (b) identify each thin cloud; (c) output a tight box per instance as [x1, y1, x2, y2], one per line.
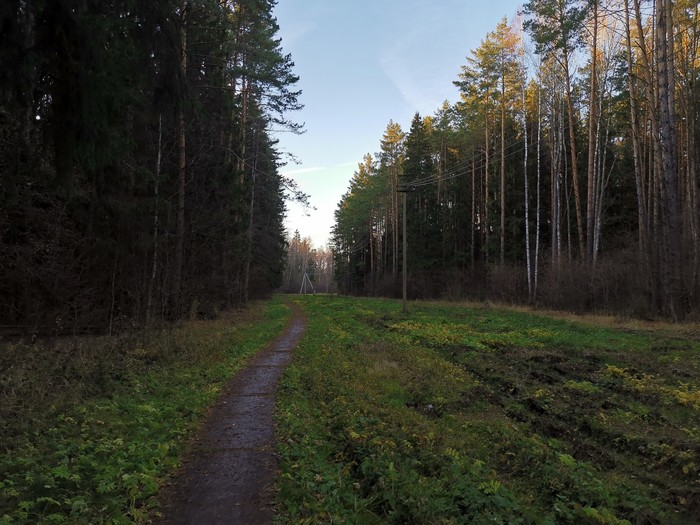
[380, 44, 450, 113]
[282, 166, 326, 177]
[279, 21, 316, 48]
[378, 3, 467, 114]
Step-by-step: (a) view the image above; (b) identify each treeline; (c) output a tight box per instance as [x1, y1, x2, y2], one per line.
[332, 0, 699, 319]
[283, 231, 335, 294]
[0, 0, 303, 333]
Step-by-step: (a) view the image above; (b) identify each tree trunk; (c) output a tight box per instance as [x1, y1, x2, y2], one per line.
[633, 0, 664, 309]
[471, 154, 476, 268]
[242, 131, 258, 303]
[523, 79, 532, 300]
[238, 79, 249, 177]
[500, 73, 506, 267]
[146, 114, 162, 326]
[624, 0, 652, 291]
[562, 45, 585, 259]
[535, 80, 542, 301]
[586, 0, 599, 262]
[173, 1, 188, 317]
[550, 92, 563, 271]
[369, 216, 375, 285]
[656, 0, 684, 319]
[484, 95, 491, 263]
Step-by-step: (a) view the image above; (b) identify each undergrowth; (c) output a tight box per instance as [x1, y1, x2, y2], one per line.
[0, 298, 290, 524]
[275, 296, 700, 524]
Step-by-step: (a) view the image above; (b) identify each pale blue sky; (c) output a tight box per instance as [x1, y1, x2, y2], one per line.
[273, 0, 525, 247]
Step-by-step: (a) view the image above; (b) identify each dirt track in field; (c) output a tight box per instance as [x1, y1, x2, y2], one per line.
[157, 301, 306, 525]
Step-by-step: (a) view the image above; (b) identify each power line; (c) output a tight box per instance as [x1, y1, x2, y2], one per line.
[401, 135, 536, 191]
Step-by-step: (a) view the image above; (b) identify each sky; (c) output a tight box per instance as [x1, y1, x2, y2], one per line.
[273, 0, 525, 248]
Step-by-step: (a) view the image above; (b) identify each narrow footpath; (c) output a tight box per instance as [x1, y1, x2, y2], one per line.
[157, 301, 306, 525]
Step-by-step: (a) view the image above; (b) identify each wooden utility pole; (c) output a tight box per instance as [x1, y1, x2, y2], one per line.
[402, 191, 407, 312]
[398, 184, 413, 313]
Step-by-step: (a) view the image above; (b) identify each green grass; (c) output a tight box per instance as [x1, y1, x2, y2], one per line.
[0, 298, 290, 524]
[275, 296, 700, 524]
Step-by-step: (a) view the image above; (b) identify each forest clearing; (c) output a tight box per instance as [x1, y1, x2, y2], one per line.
[2, 296, 699, 524]
[2, 1, 699, 522]
[276, 296, 700, 524]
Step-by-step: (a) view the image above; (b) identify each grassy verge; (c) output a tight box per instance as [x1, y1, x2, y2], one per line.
[0, 297, 290, 524]
[276, 295, 700, 524]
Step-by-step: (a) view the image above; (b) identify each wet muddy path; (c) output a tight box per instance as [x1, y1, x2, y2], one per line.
[157, 301, 306, 525]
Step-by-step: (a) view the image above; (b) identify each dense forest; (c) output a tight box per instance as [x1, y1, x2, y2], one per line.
[0, 0, 304, 333]
[332, 0, 699, 320]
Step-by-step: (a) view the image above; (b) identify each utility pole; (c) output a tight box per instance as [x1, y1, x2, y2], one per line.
[397, 184, 414, 313]
[402, 191, 407, 312]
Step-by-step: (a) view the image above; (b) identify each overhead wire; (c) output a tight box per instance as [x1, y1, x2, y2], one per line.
[401, 135, 536, 191]
[345, 234, 371, 253]
[338, 135, 535, 255]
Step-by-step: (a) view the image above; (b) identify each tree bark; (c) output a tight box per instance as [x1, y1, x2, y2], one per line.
[656, 0, 683, 319]
[242, 130, 258, 303]
[500, 71, 506, 267]
[471, 154, 476, 268]
[585, 0, 599, 262]
[146, 114, 162, 326]
[173, 1, 188, 317]
[624, 0, 651, 273]
[522, 76, 531, 300]
[535, 80, 542, 301]
[562, 45, 585, 259]
[484, 94, 491, 263]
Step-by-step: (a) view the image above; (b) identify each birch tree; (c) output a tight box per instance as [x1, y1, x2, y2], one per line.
[524, 0, 591, 258]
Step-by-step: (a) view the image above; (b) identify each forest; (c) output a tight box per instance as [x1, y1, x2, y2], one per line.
[331, 0, 699, 320]
[4, 0, 698, 329]
[0, 0, 304, 333]
[1, 2, 699, 522]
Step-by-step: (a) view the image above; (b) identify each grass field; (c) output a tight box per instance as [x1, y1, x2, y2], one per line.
[2, 295, 698, 524]
[0, 299, 290, 524]
[276, 295, 700, 524]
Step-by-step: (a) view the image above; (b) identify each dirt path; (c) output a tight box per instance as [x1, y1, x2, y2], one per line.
[157, 301, 306, 525]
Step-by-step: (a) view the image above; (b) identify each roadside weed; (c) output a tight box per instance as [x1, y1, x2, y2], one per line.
[0, 299, 289, 524]
[276, 296, 699, 524]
